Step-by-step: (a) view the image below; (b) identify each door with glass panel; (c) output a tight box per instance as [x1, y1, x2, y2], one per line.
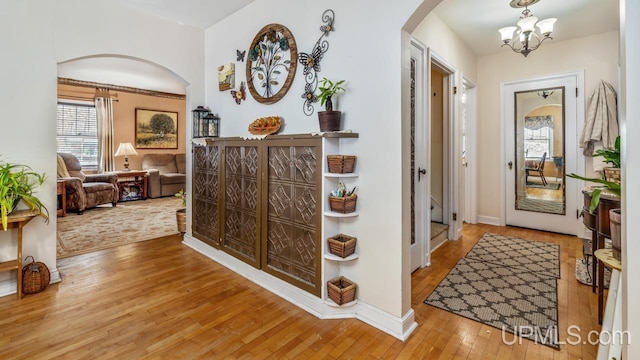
[504, 74, 580, 235]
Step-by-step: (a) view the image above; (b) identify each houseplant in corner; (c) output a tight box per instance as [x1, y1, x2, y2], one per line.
[317, 77, 346, 132]
[0, 159, 49, 231]
[567, 135, 622, 259]
[175, 189, 186, 234]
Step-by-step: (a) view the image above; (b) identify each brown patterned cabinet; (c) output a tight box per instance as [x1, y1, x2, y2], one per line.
[193, 135, 339, 297]
[192, 133, 358, 300]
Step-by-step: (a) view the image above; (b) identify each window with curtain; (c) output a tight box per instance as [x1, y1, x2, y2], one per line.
[524, 115, 554, 159]
[524, 127, 553, 159]
[56, 102, 98, 168]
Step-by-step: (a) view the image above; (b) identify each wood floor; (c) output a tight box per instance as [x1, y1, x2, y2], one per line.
[0, 224, 601, 359]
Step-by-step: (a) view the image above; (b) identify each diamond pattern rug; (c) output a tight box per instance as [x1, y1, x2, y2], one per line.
[425, 233, 560, 349]
[57, 197, 182, 258]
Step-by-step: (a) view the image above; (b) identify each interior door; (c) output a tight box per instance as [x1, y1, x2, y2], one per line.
[410, 39, 429, 271]
[504, 75, 580, 235]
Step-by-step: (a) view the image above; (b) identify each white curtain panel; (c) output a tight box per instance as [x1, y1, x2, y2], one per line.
[95, 93, 115, 173]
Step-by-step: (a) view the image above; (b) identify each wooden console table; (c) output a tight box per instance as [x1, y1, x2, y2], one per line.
[0, 209, 39, 299]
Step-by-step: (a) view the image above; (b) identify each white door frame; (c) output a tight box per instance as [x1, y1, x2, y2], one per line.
[410, 38, 429, 270]
[500, 71, 585, 234]
[428, 49, 460, 240]
[462, 76, 478, 224]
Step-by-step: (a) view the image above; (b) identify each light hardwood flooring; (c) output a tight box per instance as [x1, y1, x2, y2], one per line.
[0, 224, 600, 359]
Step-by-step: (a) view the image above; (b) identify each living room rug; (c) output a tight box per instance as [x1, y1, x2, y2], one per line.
[425, 233, 560, 349]
[57, 197, 182, 258]
[526, 181, 561, 190]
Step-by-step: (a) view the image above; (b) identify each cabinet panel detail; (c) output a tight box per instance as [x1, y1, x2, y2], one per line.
[223, 146, 260, 266]
[193, 145, 220, 246]
[265, 145, 320, 295]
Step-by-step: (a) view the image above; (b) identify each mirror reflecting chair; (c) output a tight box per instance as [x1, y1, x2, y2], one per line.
[525, 152, 547, 187]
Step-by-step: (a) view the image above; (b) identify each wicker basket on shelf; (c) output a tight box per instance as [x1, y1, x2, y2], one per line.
[327, 276, 357, 305]
[329, 195, 357, 213]
[328, 234, 357, 258]
[327, 155, 356, 174]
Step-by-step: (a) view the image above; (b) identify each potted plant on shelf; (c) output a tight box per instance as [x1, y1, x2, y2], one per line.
[175, 189, 186, 234]
[0, 159, 49, 231]
[567, 135, 622, 260]
[595, 135, 621, 184]
[317, 77, 346, 132]
[567, 135, 621, 212]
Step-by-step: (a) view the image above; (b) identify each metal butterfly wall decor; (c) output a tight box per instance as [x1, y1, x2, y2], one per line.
[231, 81, 246, 105]
[236, 49, 246, 62]
[299, 9, 335, 116]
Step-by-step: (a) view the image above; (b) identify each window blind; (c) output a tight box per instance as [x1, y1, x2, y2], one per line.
[56, 102, 98, 168]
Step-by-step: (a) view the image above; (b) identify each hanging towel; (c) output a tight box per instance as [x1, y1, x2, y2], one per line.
[580, 80, 619, 156]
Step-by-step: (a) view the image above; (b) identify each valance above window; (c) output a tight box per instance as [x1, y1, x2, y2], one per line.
[525, 115, 554, 130]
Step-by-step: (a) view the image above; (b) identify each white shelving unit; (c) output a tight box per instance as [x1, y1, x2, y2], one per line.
[322, 136, 359, 306]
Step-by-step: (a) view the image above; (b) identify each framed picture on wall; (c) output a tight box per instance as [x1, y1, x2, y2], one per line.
[135, 108, 178, 149]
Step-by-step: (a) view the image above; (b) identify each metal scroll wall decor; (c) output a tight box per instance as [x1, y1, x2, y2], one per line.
[299, 9, 335, 116]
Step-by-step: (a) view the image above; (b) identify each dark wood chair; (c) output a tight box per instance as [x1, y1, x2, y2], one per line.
[525, 152, 547, 186]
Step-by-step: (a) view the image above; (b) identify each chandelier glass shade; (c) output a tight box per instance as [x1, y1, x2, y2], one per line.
[499, 5, 556, 57]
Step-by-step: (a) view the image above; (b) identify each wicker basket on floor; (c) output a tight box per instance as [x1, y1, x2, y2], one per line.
[327, 155, 356, 173]
[329, 195, 357, 213]
[22, 256, 50, 295]
[328, 234, 357, 258]
[327, 276, 357, 305]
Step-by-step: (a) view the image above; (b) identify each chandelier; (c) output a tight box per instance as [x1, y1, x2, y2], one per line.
[498, 0, 556, 57]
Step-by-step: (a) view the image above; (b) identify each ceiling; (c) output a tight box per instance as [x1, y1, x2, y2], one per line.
[59, 0, 619, 93]
[112, 0, 255, 29]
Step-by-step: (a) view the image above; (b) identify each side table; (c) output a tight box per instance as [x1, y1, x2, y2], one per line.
[57, 180, 66, 217]
[0, 209, 39, 299]
[112, 170, 148, 202]
[594, 248, 622, 360]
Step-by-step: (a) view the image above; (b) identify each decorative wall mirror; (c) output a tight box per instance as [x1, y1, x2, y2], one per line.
[246, 24, 298, 104]
[514, 86, 566, 215]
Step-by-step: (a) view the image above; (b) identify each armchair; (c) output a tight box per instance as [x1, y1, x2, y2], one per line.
[57, 153, 119, 214]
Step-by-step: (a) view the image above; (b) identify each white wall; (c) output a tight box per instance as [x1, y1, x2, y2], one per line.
[476, 31, 620, 222]
[203, 0, 425, 320]
[411, 12, 478, 83]
[620, 0, 640, 358]
[0, 0, 204, 293]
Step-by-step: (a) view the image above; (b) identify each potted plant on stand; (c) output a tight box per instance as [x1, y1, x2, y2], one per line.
[0, 159, 49, 231]
[175, 189, 186, 234]
[317, 77, 346, 132]
[567, 135, 622, 260]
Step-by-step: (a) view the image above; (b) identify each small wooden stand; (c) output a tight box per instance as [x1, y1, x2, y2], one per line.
[0, 209, 39, 299]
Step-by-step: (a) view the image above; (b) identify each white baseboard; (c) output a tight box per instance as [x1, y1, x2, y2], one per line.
[0, 268, 61, 298]
[183, 234, 417, 341]
[478, 215, 502, 226]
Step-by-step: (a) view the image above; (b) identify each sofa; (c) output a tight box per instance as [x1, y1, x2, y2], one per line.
[142, 153, 186, 198]
[57, 153, 119, 214]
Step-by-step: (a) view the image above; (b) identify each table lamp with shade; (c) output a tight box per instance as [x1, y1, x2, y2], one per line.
[114, 142, 138, 171]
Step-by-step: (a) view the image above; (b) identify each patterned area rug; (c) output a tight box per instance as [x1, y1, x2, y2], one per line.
[57, 197, 182, 258]
[425, 233, 560, 349]
[465, 233, 560, 278]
